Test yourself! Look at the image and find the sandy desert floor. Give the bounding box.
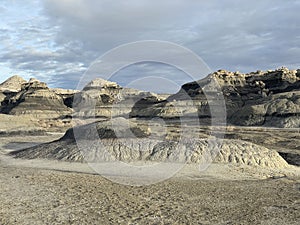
[0,161,299,225]
[0,132,299,225]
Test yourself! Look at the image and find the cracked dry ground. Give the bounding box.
[0,165,299,225]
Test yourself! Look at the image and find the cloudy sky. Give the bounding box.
[0,0,299,93]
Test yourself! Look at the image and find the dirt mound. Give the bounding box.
[11,138,288,168]
[11,119,288,169]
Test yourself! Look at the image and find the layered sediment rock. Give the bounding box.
[130,68,300,128]
[51,88,80,108]
[1,68,299,128]
[231,91,300,127]
[0,78,72,119]
[224,68,300,127]
[73,78,162,118]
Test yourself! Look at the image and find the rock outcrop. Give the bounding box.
[73,78,163,118]
[231,91,300,127]
[83,78,120,90]
[0,92,5,104]
[130,68,300,128]
[0,75,26,93]
[0,78,72,119]
[50,88,80,108]
[0,68,299,128]
[11,118,288,169]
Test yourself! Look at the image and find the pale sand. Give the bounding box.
[0,162,299,224]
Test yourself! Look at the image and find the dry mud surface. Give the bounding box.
[0,132,299,224]
[0,164,299,225]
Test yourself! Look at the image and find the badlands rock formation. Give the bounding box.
[0,75,26,93]
[0,75,27,111]
[73,78,163,118]
[0,67,299,128]
[50,88,79,108]
[130,68,300,128]
[11,117,288,169]
[0,78,72,119]
[2,72,294,169]
[231,91,300,127]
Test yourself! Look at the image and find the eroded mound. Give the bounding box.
[11,135,288,169]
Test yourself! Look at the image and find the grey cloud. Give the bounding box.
[0,6,5,13]
[110,62,191,93]
[43,0,300,73]
[1,0,300,92]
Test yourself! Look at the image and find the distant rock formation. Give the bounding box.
[73,78,165,118]
[83,78,120,90]
[0,75,26,93]
[11,118,288,169]
[0,68,299,128]
[50,88,80,108]
[220,68,300,127]
[130,67,300,128]
[0,78,72,119]
[51,88,79,96]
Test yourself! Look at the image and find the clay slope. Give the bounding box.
[11,118,288,169]
[130,68,300,128]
